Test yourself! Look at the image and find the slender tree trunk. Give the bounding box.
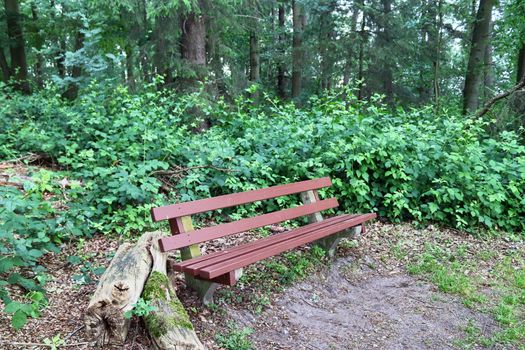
[4,0,30,93]
[462,0,495,114]
[291,0,304,99]
[31,3,44,88]
[434,0,443,109]
[357,0,367,101]
[277,5,286,98]
[249,32,260,83]
[343,7,359,86]
[50,0,66,79]
[379,0,393,104]
[0,49,10,82]
[125,45,135,91]
[517,43,525,83]
[62,31,84,100]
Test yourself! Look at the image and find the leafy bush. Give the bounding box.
[1,82,524,328]
[1,83,524,234]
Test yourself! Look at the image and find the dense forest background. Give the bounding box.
[1,0,524,117]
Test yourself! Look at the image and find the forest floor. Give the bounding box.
[1,222,523,349]
[0,166,524,349]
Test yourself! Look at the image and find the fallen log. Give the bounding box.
[84,232,162,347]
[143,234,206,350]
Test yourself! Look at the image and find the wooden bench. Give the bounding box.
[151,177,376,304]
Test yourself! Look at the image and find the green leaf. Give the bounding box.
[12,310,28,330]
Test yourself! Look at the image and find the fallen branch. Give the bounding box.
[152,164,235,177]
[476,78,525,118]
[0,341,90,348]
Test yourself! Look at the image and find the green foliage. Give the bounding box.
[1,83,525,328]
[124,297,157,319]
[215,322,254,350]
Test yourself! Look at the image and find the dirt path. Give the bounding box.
[226,256,499,350]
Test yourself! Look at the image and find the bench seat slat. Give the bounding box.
[178,215,359,275]
[151,177,332,221]
[159,198,339,252]
[175,213,376,280]
[200,213,376,279]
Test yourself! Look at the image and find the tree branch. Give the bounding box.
[476,79,525,118]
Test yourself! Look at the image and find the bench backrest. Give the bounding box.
[152,177,337,252]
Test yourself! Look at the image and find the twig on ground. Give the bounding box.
[63,325,85,342]
[0,341,90,348]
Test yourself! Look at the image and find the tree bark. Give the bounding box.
[483,22,495,99]
[180,3,206,84]
[125,45,135,91]
[517,43,525,84]
[277,5,286,99]
[379,0,393,105]
[357,0,367,101]
[0,49,10,82]
[249,31,260,83]
[143,235,205,350]
[31,3,44,88]
[291,0,304,99]
[462,0,495,114]
[84,232,162,347]
[4,0,29,93]
[343,6,359,86]
[62,30,84,100]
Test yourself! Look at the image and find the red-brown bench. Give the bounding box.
[151,177,376,304]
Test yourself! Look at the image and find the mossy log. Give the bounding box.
[84,232,163,347]
[143,236,205,350]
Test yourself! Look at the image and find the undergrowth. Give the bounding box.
[1,82,525,329]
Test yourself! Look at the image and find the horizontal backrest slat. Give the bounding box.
[159,197,338,252]
[151,177,332,221]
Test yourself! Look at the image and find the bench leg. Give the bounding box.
[187,269,244,305]
[316,224,363,258]
[185,274,219,306]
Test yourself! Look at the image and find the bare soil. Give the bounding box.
[224,257,499,350]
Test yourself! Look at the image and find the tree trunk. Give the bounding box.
[180,3,206,85]
[483,22,494,99]
[0,49,10,82]
[62,30,84,100]
[434,0,444,109]
[180,1,208,129]
[517,43,525,83]
[4,0,29,93]
[343,6,359,86]
[379,0,393,105]
[462,0,495,114]
[143,236,205,350]
[249,31,260,83]
[319,1,336,91]
[291,0,304,99]
[84,232,162,347]
[31,3,44,88]
[126,45,135,91]
[357,1,366,101]
[277,5,286,99]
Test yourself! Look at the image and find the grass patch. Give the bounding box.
[215,322,254,350]
[399,240,525,349]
